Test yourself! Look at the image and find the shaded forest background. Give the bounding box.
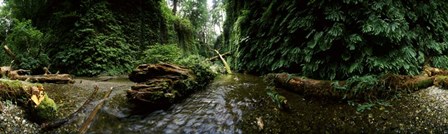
[223,0,448,80]
[2,0,448,80]
[0,0,224,76]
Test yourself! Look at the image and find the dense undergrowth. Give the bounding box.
[223,0,448,80]
[0,0,202,76]
[139,44,216,83]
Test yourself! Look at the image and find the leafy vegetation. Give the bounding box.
[223,0,448,80]
[140,44,182,64]
[4,19,50,71]
[139,44,214,74]
[54,0,133,76]
[0,0,210,76]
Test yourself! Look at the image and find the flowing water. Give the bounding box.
[41,74,448,133]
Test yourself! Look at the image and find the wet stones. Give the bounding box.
[0,103,40,134]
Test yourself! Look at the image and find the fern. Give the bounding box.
[223,0,448,79]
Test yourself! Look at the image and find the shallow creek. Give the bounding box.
[22,74,448,133]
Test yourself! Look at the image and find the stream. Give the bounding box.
[13,74,448,133]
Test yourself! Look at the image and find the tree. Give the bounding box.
[172,0,179,15]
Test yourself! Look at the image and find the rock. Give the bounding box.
[0,79,58,122]
[33,94,58,122]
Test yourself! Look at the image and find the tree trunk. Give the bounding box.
[79,87,113,134]
[269,73,435,100]
[10,74,75,84]
[214,50,232,74]
[207,51,230,61]
[3,45,16,62]
[172,0,178,15]
[41,86,99,131]
[127,63,213,113]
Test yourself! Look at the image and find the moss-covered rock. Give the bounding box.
[33,94,58,122]
[0,79,58,122]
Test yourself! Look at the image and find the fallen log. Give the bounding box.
[79,87,113,134]
[269,73,435,100]
[41,86,99,131]
[127,63,214,112]
[10,74,75,84]
[3,45,17,62]
[214,50,232,74]
[207,51,230,61]
[128,63,191,83]
[0,66,12,77]
[0,79,58,122]
[423,65,448,76]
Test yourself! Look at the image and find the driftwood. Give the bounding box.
[0,66,11,77]
[79,87,113,134]
[213,50,232,74]
[11,74,75,84]
[1,66,74,84]
[207,51,230,61]
[423,65,448,76]
[41,86,99,131]
[127,63,213,112]
[270,73,435,100]
[3,45,17,62]
[128,63,191,83]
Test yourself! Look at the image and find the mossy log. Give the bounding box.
[128,63,192,83]
[207,51,230,61]
[79,87,113,134]
[127,63,211,112]
[41,86,99,131]
[423,65,448,76]
[1,66,74,84]
[0,79,57,122]
[269,73,436,100]
[10,74,75,84]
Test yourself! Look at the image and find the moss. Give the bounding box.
[434,76,448,89]
[414,78,434,89]
[0,79,23,89]
[34,94,58,121]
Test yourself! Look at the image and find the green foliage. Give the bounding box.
[173,18,198,54]
[5,19,50,71]
[266,87,288,110]
[139,44,214,71]
[332,75,384,99]
[180,0,209,31]
[161,0,200,54]
[2,0,170,76]
[140,44,182,64]
[224,0,448,79]
[34,94,58,121]
[54,1,133,76]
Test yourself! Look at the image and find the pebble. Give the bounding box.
[0,101,40,134]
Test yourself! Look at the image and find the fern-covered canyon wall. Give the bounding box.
[223,0,448,80]
[0,0,196,76]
